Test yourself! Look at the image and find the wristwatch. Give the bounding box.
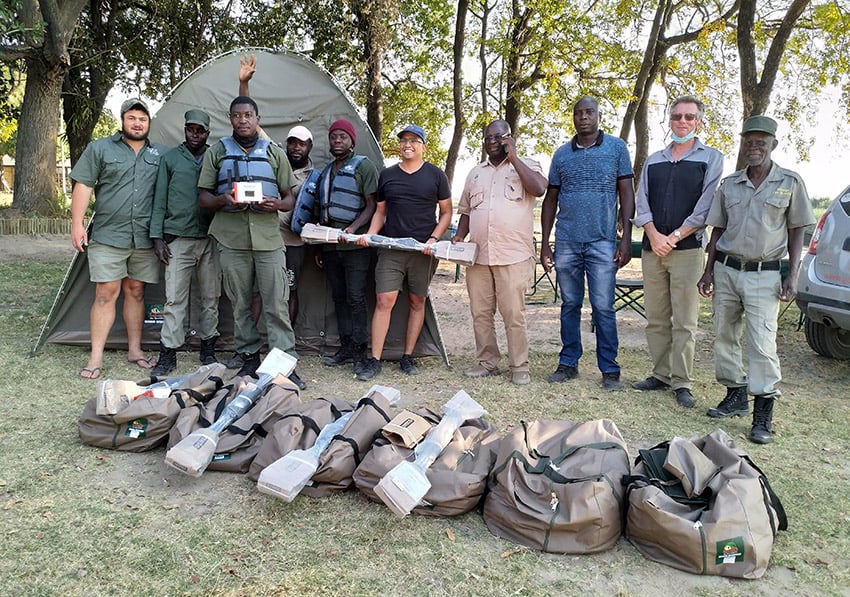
[673,229,682,239]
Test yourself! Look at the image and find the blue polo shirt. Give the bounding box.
[547,131,633,243]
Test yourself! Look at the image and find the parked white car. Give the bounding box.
[796,186,850,359]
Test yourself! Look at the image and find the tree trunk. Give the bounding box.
[445,0,469,186]
[11,57,64,214]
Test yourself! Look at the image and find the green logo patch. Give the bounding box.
[716,536,745,565]
[124,418,148,439]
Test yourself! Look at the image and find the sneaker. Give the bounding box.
[323,340,355,367]
[548,364,578,383]
[225,352,244,369]
[399,354,419,375]
[602,372,622,391]
[288,370,307,391]
[356,357,382,381]
[465,364,501,378]
[511,371,531,385]
[631,376,670,391]
[707,386,749,418]
[675,388,695,408]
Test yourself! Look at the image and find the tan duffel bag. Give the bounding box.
[483,419,630,553]
[624,428,788,579]
[166,375,301,473]
[353,409,500,516]
[78,364,227,452]
[300,390,396,497]
[247,396,354,481]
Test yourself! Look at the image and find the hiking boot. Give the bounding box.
[399,354,419,375]
[707,386,749,418]
[288,369,307,391]
[151,343,177,377]
[323,336,355,367]
[548,364,578,383]
[602,372,622,391]
[225,352,244,369]
[352,343,369,376]
[749,395,776,444]
[356,357,382,381]
[675,387,695,408]
[511,371,531,385]
[632,376,670,391]
[465,364,501,378]
[236,351,261,378]
[199,336,219,365]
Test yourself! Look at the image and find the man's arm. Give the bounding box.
[70,182,93,252]
[502,137,547,196]
[365,199,386,236]
[780,226,806,301]
[429,197,453,241]
[697,226,725,298]
[615,177,635,268]
[238,54,255,96]
[540,186,559,272]
[150,158,172,264]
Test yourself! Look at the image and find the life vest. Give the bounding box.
[215,137,280,212]
[290,168,321,234]
[318,155,367,226]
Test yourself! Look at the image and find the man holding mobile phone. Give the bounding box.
[452,120,547,385]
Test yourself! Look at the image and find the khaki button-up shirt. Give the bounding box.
[707,162,815,262]
[458,157,544,266]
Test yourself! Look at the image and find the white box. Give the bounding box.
[234,181,264,203]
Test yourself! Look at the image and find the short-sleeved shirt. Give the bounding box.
[70,132,167,249]
[279,158,315,247]
[633,138,723,250]
[150,143,213,239]
[376,162,451,242]
[198,137,296,251]
[706,162,815,262]
[458,156,544,265]
[547,131,634,243]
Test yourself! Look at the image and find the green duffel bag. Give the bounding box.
[483,419,631,554]
[624,428,788,579]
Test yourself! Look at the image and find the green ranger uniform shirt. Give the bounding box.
[198,139,296,251]
[150,143,214,239]
[707,162,816,262]
[70,132,167,249]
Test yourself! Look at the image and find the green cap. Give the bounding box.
[120,98,149,117]
[184,109,211,131]
[741,115,777,136]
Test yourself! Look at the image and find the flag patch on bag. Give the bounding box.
[716,537,745,564]
[124,418,148,439]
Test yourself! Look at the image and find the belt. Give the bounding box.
[716,251,780,272]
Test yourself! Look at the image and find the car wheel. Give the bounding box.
[804,317,850,360]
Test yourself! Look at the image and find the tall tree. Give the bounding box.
[445,0,469,184]
[2,0,87,214]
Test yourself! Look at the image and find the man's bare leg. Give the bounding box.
[370,290,399,359]
[122,278,152,367]
[404,294,426,355]
[83,280,121,376]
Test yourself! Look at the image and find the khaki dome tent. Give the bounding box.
[34,48,448,365]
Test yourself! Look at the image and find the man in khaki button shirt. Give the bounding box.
[698,115,815,445]
[452,120,547,385]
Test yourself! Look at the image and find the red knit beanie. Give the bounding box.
[328,119,357,145]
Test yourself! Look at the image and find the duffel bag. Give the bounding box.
[166,374,300,473]
[78,364,227,452]
[483,419,630,553]
[353,408,500,516]
[624,428,787,579]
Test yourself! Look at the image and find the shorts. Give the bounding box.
[375,248,437,296]
[87,240,160,284]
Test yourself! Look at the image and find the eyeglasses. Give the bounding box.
[483,134,510,142]
[398,137,423,145]
[670,113,697,122]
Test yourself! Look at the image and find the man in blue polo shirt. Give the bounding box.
[540,96,635,390]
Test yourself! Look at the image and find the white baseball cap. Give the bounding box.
[287,125,313,142]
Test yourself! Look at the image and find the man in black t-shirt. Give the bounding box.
[356,124,452,380]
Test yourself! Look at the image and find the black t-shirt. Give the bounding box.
[376,162,451,242]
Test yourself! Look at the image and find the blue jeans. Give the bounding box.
[554,240,620,374]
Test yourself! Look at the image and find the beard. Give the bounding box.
[122,127,149,142]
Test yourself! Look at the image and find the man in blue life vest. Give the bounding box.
[197,96,305,388]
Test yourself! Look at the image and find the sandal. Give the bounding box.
[80,367,102,380]
[128,357,156,370]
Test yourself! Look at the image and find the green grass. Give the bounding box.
[1,254,849,596]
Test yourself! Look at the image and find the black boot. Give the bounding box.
[236,351,261,378]
[151,342,177,377]
[352,342,368,375]
[199,336,219,365]
[323,336,355,367]
[707,386,749,418]
[749,395,776,444]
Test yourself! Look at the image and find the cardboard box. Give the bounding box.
[234,181,264,203]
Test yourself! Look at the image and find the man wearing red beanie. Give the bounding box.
[314,119,380,373]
